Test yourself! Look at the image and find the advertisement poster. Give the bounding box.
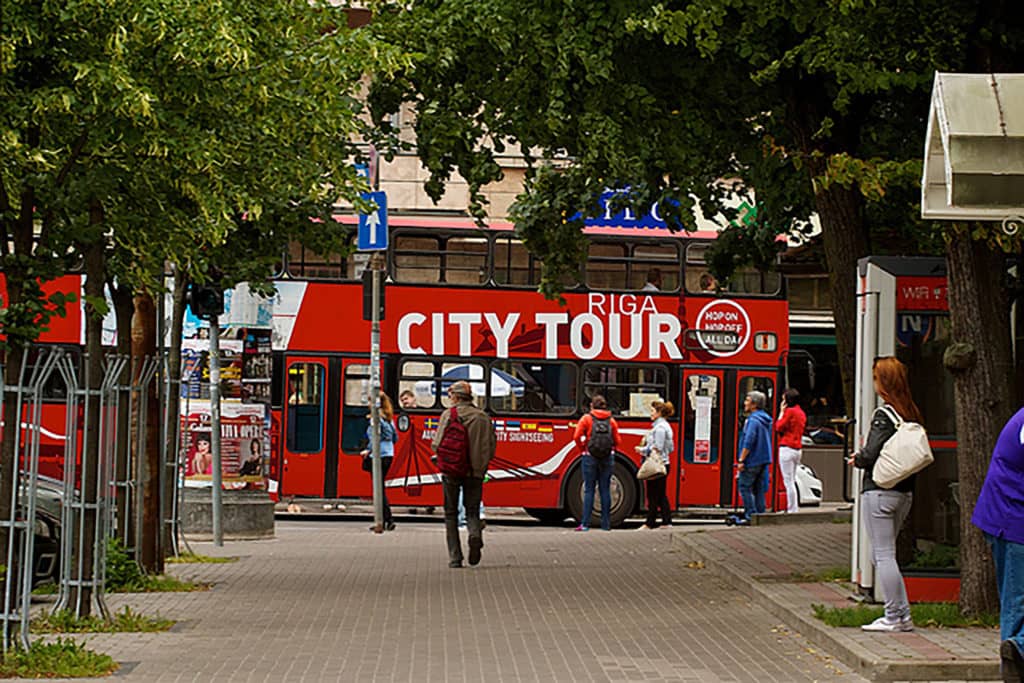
[241,329,273,405]
[693,395,713,464]
[180,338,244,400]
[181,401,269,488]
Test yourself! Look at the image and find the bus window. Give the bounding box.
[287,363,324,452]
[587,240,680,292]
[737,376,774,431]
[684,374,721,464]
[445,236,488,285]
[586,242,628,290]
[286,241,346,280]
[440,361,486,408]
[398,360,436,409]
[342,363,371,453]
[685,242,781,295]
[630,243,679,292]
[489,361,577,415]
[494,237,541,287]
[583,364,668,417]
[393,235,441,283]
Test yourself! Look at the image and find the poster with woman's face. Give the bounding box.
[181,402,268,487]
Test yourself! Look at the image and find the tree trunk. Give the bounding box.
[110,283,134,548]
[945,227,1009,616]
[0,279,25,627]
[162,267,188,557]
[132,291,162,573]
[809,172,869,416]
[73,220,106,617]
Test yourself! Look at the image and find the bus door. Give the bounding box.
[730,373,777,510]
[332,359,374,498]
[282,357,329,496]
[679,369,726,506]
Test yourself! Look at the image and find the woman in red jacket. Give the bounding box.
[775,388,807,513]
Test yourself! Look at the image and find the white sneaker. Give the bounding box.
[861,616,914,632]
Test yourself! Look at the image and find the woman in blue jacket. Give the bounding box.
[363,392,398,531]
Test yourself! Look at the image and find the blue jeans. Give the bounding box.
[738,464,768,521]
[986,533,1024,653]
[581,454,613,530]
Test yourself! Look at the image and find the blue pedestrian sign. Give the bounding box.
[358,191,388,251]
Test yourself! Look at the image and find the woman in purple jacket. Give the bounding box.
[973,407,1024,682]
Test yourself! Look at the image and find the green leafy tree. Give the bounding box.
[2,0,401,618]
[367,0,1023,613]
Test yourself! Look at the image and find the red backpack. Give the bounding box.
[436,406,470,477]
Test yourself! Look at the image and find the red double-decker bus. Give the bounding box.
[4,210,792,527]
[271,213,789,526]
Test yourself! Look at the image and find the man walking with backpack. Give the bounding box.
[431,380,496,568]
[573,394,621,531]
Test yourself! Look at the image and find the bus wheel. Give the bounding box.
[523,508,567,525]
[566,459,638,529]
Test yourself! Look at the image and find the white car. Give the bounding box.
[794,463,823,506]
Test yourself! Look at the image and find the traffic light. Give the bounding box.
[362,270,386,321]
[188,283,224,320]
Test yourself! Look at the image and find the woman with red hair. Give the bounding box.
[849,356,924,632]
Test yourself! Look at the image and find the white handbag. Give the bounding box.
[873,405,934,488]
[637,448,667,481]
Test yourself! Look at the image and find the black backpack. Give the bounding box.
[588,416,614,459]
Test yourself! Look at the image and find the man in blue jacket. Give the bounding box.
[736,390,773,524]
[973,407,1024,682]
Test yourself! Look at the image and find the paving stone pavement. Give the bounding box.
[24,518,868,682]
[671,520,1001,682]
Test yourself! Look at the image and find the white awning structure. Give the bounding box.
[922,72,1024,223]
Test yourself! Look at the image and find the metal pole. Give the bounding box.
[370,257,383,534]
[209,315,224,546]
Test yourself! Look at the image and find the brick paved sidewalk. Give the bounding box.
[21,518,869,682]
[670,521,1001,682]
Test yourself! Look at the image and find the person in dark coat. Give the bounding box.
[431,381,496,568]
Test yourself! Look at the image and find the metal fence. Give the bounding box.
[1,345,183,651]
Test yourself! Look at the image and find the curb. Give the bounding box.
[751,509,852,525]
[670,531,999,682]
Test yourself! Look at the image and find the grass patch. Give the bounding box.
[789,566,851,583]
[812,602,999,628]
[0,637,118,678]
[112,574,208,593]
[31,607,174,634]
[166,552,236,564]
[31,582,59,596]
[106,538,208,592]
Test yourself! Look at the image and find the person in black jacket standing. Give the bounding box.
[848,356,923,632]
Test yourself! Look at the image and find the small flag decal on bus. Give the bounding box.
[505,421,521,431]
[424,417,439,429]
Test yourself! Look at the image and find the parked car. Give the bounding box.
[16,473,65,588]
[794,463,823,507]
